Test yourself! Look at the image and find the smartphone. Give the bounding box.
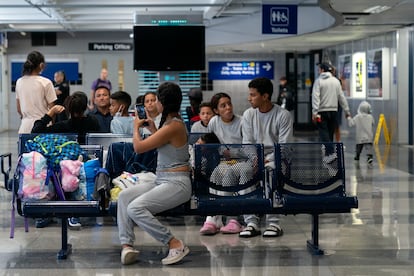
[135,104,149,126]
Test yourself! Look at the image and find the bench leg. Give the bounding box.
[57,218,72,260]
[307,214,324,255]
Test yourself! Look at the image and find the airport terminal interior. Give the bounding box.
[1,0,414,275]
[0,129,413,275]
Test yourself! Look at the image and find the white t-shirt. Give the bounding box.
[16,75,57,134]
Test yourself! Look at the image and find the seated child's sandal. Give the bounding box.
[262,224,283,237]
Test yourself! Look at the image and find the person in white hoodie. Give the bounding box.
[312,62,351,162]
[347,101,375,164]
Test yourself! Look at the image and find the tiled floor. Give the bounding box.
[0,130,414,275]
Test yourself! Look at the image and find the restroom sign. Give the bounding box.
[262,5,297,34]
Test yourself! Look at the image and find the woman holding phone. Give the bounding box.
[117,82,191,265]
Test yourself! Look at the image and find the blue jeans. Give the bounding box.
[105,142,157,179]
[117,171,191,246]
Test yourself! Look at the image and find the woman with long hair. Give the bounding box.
[117,82,191,265]
[16,51,57,133]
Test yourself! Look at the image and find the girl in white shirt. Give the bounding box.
[16,51,57,134]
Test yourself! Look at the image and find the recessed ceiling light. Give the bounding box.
[363,5,391,14]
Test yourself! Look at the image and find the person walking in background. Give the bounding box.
[312,62,351,163]
[89,68,112,110]
[276,76,294,111]
[53,70,70,122]
[190,102,215,133]
[16,51,57,134]
[90,85,112,132]
[347,101,375,164]
[117,82,191,265]
[240,77,293,238]
[330,66,345,142]
[109,91,134,135]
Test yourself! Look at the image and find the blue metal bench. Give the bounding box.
[273,142,358,254]
[1,138,358,258]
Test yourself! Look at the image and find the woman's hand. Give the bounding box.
[134,109,157,134]
[144,118,157,134]
[47,105,65,118]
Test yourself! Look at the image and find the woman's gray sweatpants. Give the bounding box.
[117,171,191,246]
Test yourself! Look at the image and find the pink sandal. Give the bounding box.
[220,219,242,234]
[200,221,220,235]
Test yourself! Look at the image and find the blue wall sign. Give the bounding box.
[208,61,274,80]
[262,5,297,34]
[11,61,79,82]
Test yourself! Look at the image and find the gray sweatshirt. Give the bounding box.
[348,101,375,144]
[242,104,292,159]
[312,72,350,115]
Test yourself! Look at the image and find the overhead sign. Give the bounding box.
[208,61,274,80]
[262,5,297,34]
[88,42,133,51]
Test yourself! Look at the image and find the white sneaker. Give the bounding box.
[121,246,139,265]
[161,240,190,265]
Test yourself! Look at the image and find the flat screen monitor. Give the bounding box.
[133,25,205,71]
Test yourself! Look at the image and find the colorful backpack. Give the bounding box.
[25,134,85,171]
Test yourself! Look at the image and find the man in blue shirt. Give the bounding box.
[91,85,112,132]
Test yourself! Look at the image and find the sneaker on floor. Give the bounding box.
[161,240,190,265]
[121,246,139,265]
[239,224,261,238]
[199,221,220,235]
[35,217,51,228]
[220,219,243,234]
[68,217,81,228]
[367,157,373,164]
[262,223,284,237]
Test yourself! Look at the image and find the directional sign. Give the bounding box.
[208,61,274,80]
[262,5,297,34]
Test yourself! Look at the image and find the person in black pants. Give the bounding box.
[311,63,351,162]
